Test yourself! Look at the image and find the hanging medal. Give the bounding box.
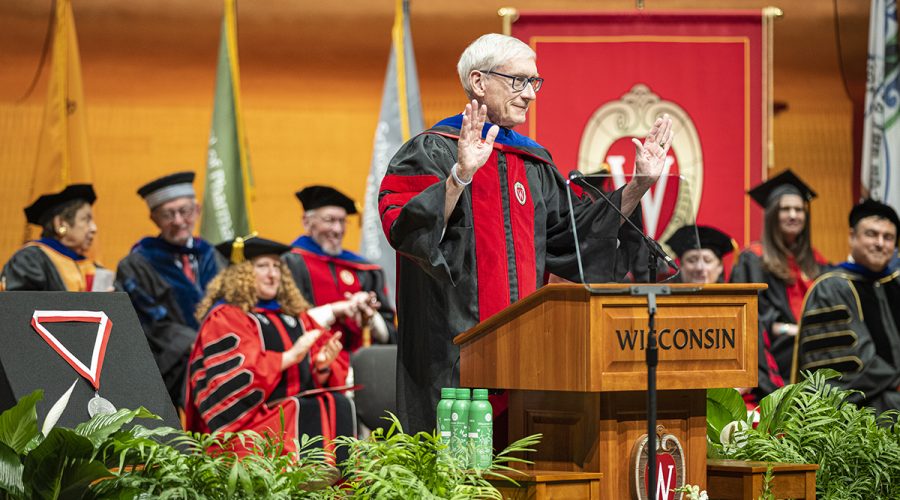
[30,310,117,417]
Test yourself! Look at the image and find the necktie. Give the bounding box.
[181,254,196,283]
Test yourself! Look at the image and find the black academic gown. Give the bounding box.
[796,263,900,412]
[116,237,224,406]
[379,116,639,433]
[283,235,397,351]
[2,239,103,292]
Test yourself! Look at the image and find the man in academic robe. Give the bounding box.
[795,199,900,412]
[283,185,396,354]
[378,33,674,433]
[116,172,225,407]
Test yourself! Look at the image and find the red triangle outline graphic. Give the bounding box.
[30,310,113,391]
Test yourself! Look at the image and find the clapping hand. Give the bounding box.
[332,291,379,327]
[281,328,323,370]
[315,332,343,374]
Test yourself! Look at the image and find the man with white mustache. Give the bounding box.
[116,171,226,408]
[284,185,396,355]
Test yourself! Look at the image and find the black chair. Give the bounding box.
[350,345,397,432]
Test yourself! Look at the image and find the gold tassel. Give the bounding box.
[230,231,258,264]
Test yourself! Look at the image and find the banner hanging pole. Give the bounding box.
[498,7,518,36]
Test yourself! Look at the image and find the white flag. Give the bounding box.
[861,0,900,211]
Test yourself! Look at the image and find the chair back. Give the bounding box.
[350,345,397,431]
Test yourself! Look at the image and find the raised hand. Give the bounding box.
[456,100,500,182]
[631,113,674,187]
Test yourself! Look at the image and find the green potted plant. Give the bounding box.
[706,369,900,499]
[1,391,540,499]
[333,413,540,499]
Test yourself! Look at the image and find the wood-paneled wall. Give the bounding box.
[0,0,867,268]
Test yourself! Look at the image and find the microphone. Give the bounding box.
[567,170,680,275]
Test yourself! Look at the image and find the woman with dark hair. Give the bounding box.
[731,170,828,398]
[1,184,102,291]
[185,236,376,458]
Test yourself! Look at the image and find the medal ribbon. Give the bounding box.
[30,310,113,391]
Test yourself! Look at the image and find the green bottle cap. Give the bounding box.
[441,387,456,399]
[473,389,489,400]
[455,388,471,399]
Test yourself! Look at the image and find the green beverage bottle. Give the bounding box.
[436,388,456,443]
[467,388,493,470]
[450,388,471,463]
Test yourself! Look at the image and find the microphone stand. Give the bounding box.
[568,172,673,499]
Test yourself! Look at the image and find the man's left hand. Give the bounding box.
[631,113,674,188]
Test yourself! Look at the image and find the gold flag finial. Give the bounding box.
[498,7,519,36]
[762,6,784,18]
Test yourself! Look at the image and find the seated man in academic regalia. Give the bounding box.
[283,186,397,354]
[116,172,225,407]
[795,199,900,412]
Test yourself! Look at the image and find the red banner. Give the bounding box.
[513,11,770,273]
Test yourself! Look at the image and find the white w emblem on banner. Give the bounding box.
[607,154,675,238]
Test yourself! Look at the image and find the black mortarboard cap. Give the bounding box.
[24,184,96,225]
[849,199,900,230]
[665,225,737,259]
[295,185,358,215]
[137,171,196,209]
[747,169,817,208]
[215,235,292,265]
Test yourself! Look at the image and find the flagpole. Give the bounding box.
[393,0,411,142]
[224,0,255,231]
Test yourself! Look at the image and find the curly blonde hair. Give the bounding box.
[195,260,310,320]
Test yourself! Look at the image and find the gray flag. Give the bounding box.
[359,0,423,303]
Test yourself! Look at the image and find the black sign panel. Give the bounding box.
[0,291,180,429]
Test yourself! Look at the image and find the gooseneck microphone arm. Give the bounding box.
[567,170,680,279]
[566,169,685,499]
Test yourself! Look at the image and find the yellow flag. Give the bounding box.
[30,0,92,199]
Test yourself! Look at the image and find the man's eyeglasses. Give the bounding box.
[316,215,347,226]
[155,204,197,222]
[480,70,544,93]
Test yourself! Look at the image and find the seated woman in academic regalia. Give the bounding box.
[664,225,736,284]
[185,236,368,459]
[1,184,104,291]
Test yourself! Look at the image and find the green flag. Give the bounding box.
[200,0,254,243]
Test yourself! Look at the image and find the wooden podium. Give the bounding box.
[453,283,763,499]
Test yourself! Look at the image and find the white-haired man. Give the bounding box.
[116,172,226,407]
[378,33,673,432]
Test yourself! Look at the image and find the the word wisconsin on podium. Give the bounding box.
[0,291,180,429]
